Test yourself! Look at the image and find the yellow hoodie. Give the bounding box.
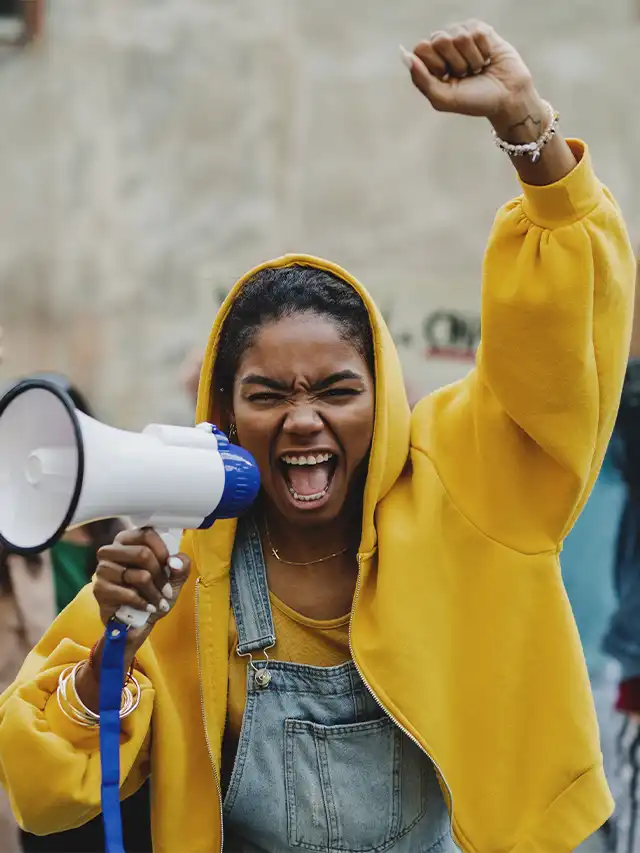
[0,141,635,853]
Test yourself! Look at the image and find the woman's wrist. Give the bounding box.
[60,657,141,724]
[73,635,139,715]
[489,86,549,143]
[89,634,139,674]
[488,87,577,186]
[74,656,101,714]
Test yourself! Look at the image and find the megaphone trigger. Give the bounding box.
[167,554,185,572]
[119,519,180,578]
[157,529,183,562]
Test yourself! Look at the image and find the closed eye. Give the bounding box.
[320,388,361,398]
[247,388,362,403]
[247,392,285,403]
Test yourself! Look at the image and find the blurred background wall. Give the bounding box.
[0,0,638,427]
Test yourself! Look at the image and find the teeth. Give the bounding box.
[282,453,333,466]
[288,485,330,502]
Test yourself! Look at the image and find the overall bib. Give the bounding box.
[222,519,455,853]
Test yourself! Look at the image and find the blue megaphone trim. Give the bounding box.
[198,427,260,527]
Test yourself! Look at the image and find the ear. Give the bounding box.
[220,398,238,442]
[220,394,235,433]
[208,375,232,430]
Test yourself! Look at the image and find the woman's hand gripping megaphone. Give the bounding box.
[73,528,190,714]
[93,527,191,661]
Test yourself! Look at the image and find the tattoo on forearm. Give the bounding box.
[507,113,543,135]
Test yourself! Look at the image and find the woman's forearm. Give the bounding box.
[74,636,138,714]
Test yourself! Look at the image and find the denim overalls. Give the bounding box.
[222,519,455,852]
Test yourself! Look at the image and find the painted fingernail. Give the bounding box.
[162,583,173,600]
[473,67,483,75]
[159,598,170,612]
[484,57,492,67]
[399,45,414,71]
[146,603,157,614]
[442,73,450,82]
[168,556,183,572]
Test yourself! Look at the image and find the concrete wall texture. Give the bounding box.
[0,0,638,427]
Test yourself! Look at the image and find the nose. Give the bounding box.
[282,403,324,438]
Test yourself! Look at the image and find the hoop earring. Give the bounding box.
[228,423,238,442]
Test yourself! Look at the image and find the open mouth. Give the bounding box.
[279,452,338,504]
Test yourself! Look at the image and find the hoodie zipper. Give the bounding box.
[348,554,456,839]
[195,578,224,853]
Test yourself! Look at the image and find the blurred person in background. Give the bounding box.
[602,255,640,853]
[0,20,636,853]
[181,347,203,409]
[0,372,151,853]
[561,446,624,681]
[562,436,626,853]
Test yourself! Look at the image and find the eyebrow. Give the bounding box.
[240,370,364,392]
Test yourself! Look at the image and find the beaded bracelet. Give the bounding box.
[491,100,559,164]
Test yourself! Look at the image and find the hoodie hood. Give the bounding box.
[193,253,411,567]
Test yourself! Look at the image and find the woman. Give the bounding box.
[0,21,635,853]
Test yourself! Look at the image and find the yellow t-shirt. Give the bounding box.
[222,592,351,787]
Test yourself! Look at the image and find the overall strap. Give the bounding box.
[230,515,276,656]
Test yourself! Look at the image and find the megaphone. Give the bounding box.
[0,378,260,626]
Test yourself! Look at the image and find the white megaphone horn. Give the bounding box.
[0,378,260,627]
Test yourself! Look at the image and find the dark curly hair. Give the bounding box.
[215,265,375,399]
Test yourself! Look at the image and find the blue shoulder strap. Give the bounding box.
[99,620,129,853]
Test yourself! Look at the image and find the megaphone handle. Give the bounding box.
[114,527,183,630]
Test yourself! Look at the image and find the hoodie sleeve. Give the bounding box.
[0,585,154,835]
[412,140,635,554]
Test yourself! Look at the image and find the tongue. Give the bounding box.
[287,463,331,496]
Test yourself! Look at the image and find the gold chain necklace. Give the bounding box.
[263,517,350,567]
